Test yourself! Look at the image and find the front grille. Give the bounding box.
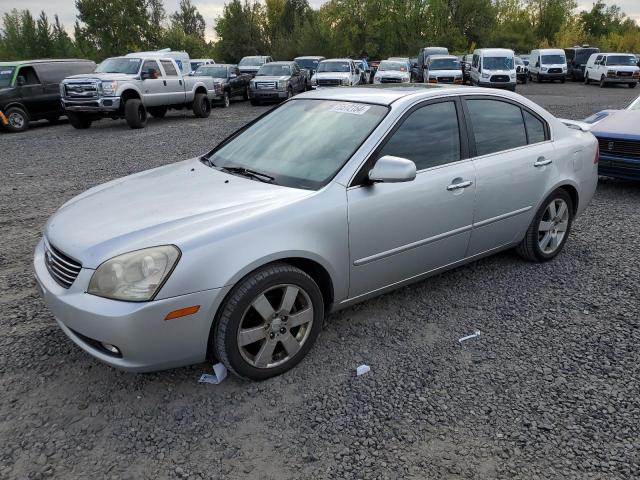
[598,137,640,159]
[490,75,509,83]
[548,68,562,74]
[616,71,632,77]
[64,82,98,99]
[437,76,454,83]
[255,81,276,89]
[44,240,82,288]
[380,77,402,83]
[318,78,341,86]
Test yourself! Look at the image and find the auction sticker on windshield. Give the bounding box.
[331,103,371,115]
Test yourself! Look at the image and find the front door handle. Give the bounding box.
[534,157,553,167]
[447,180,473,191]
[163,80,167,86]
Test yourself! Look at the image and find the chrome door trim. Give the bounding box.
[473,205,532,228]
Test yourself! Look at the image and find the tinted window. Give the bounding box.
[16,66,40,85]
[160,60,178,76]
[523,110,546,144]
[467,99,527,156]
[377,101,461,170]
[142,60,160,77]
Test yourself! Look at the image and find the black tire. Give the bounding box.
[536,73,542,83]
[212,262,324,380]
[629,82,637,89]
[124,99,147,129]
[67,112,92,129]
[4,106,29,132]
[560,78,565,83]
[148,106,167,118]
[220,91,230,108]
[47,116,61,124]
[523,76,527,84]
[193,93,211,118]
[250,99,260,106]
[243,86,250,100]
[516,189,574,263]
[286,87,293,100]
[599,76,606,88]
[584,73,589,85]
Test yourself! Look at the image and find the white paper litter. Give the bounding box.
[458,330,481,343]
[356,364,371,376]
[198,363,228,384]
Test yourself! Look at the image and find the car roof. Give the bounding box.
[321,58,353,62]
[295,56,324,59]
[265,61,294,65]
[429,55,458,60]
[0,59,93,66]
[199,63,235,68]
[475,48,514,55]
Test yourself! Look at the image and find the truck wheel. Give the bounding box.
[286,87,293,100]
[5,106,29,132]
[584,73,590,85]
[193,93,211,118]
[67,112,92,130]
[47,116,61,124]
[629,82,637,89]
[125,99,147,129]
[250,99,260,106]
[243,86,249,100]
[599,76,606,88]
[148,106,167,118]
[220,91,230,108]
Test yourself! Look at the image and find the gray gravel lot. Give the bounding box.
[1,82,639,480]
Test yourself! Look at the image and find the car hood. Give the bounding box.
[376,71,408,78]
[63,72,137,82]
[253,75,290,82]
[606,66,639,72]
[590,110,640,140]
[45,158,311,268]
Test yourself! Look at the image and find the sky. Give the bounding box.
[0,0,638,42]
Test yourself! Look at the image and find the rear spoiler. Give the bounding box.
[559,118,592,132]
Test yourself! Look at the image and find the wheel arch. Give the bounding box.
[194,85,208,95]
[3,101,30,118]
[120,89,141,103]
[558,183,579,215]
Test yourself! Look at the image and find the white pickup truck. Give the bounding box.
[60,56,222,129]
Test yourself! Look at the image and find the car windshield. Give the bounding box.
[483,56,514,70]
[429,58,460,70]
[541,54,566,64]
[0,66,15,88]
[208,100,388,190]
[606,55,637,66]
[196,66,227,78]
[378,61,407,72]
[318,61,350,73]
[295,59,320,70]
[96,58,142,74]
[257,64,291,76]
[239,57,264,67]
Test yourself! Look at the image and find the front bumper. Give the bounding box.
[62,97,121,112]
[538,72,565,80]
[603,76,638,84]
[34,239,229,372]
[249,89,288,101]
[598,154,640,180]
[478,80,516,89]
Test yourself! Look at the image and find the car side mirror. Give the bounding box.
[16,76,26,86]
[368,156,416,184]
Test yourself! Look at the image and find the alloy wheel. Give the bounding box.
[8,112,25,129]
[236,284,314,369]
[538,198,569,254]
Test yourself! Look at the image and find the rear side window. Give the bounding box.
[376,101,461,170]
[466,99,527,156]
[523,110,546,144]
[161,60,178,76]
[16,66,40,85]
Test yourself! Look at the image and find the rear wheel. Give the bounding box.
[5,106,29,132]
[67,112,92,129]
[212,263,324,380]
[193,93,211,118]
[148,106,167,118]
[124,99,147,129]
[516,189,573,262]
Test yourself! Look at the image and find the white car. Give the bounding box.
[373,59,411,84]
[584,52,639,88]
[311,59,360,88]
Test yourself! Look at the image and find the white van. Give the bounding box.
[126,49,191,75]
[470,48,516,91]
[529,48,566,83]
[584,52,639,88]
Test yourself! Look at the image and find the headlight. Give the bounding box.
[101,81,118,96]
[510,73,516,78]
[88,245,180,302]
[481,73,490,78]
[541,67,548,71]
[341,77,350,86]
[278,79,287,89]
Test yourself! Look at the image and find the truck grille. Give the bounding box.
[616,71,632,77]
[437,76,454,83]
[598,137,640,159]
[64,82,98,99]
[548,68,563,74]
[255,81,276,89]
[490,75,510,83]
[318,79,341,86]
[380,78,402,83]
[44,240,82,288]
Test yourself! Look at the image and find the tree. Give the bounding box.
[35,11,53,58]
[214,0,267,62]
[579,0,625,38]
[171,0,206,39]
[147,0,167,48]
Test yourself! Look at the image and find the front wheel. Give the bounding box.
[124,99,147,129]
[67,112,92,129]
[212,263,324,380]
[629,82,637,89]
[599,76,607,88]
[516,189,573,262]
[243,86,250,100]
[193,93,211,118]
[584,73,590,85]
[220,91,230,108]
[5,106,29,132]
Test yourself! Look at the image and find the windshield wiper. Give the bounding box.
[220,166,275,183]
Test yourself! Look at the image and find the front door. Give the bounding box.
[140,60,166,107]
[347,99,476,298]
[16,66,47,117]
[462,96,556,256]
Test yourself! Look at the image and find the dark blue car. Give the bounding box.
[585,95,640,180]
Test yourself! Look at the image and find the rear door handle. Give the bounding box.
[534,157,553,167]
[447,180,473,191]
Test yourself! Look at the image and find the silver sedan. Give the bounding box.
[34,85,598,380]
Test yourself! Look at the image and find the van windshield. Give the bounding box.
[541,54,566,64]
[430,58,460,70]
[96,58,142,74]
[0,67,15,88]
[483,57,514,70]
[318,61,350,73]
[606,55,637,66]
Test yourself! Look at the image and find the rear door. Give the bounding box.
[347,98,476,298]
[462,96,555,256]
[160,60,185,105]
[32,63,64,115]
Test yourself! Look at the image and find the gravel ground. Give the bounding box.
[1,82,639,480]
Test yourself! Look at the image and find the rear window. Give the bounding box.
[466,99,527,156]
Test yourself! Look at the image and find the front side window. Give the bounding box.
[466,99,527,156]
[160,60,178,76]
[16,66,40,85]
[376,101,461,171]
[142,60,161,78]
[96,57,141,74]
[208,100,388,190]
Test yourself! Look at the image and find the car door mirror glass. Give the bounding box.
[16,75,26,86]
[368,155,416,183]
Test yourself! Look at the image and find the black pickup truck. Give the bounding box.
[193,64,252,108]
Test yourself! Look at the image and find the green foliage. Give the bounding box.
[0,0,639,64]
